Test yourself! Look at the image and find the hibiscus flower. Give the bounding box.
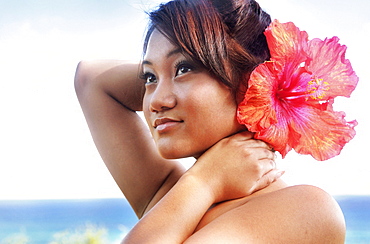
[237,20,358,161]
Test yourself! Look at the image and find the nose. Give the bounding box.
[149,79,177,113]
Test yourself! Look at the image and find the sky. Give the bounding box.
[0,0,369,200]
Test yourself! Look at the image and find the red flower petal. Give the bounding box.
[237,20,358,161]
[306,37,359,99]
[238,60,299,158]
[265,20,308,69]
[237,62,277,132]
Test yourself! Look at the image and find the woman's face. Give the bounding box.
[143,29,245,159]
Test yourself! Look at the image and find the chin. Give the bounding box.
[158,148,189,160]
[157,144,202,160]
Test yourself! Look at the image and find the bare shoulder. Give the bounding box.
[265,185,346,236]
[186,185,345,244]
[268,185,346,242]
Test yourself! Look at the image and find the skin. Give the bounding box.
[142,30,246,159]
[75,29,346,243]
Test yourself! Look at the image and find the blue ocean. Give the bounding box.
[0,196,369,243]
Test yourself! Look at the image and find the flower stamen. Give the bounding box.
[307,77,329,100]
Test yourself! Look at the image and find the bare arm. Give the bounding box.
[74,61,272,242]
[122,132,344,244]
[75,61,344,243]
[74,60,186,217]
[123,132,282,243]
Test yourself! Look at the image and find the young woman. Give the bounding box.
[75,0,346,242]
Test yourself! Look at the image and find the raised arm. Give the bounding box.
[74,60,186,217]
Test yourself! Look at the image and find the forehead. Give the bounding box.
[144,29,178,62]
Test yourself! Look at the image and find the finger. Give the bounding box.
[260,141,275,151]
[244,149,276,175]
[257,148,276,161]
[262,156,276,170]
[228,131,254,141]
[239,138,274,150]
[229,132,275,151]
[255,157,277,179]
[270,159,276,169]
[252,169,285,193]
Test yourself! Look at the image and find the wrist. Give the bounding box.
[183,166,220,204]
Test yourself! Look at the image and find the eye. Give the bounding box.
[142,72,157,84]
[175,61,194,77]
[176,65,192,76]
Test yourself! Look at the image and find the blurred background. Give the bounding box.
[0,0,368,200]
[0,0,369,243]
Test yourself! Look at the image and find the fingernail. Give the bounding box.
[277,170,285,177]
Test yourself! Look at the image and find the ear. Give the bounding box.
[235,74,249,105]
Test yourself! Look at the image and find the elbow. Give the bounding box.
[74,61,90,98]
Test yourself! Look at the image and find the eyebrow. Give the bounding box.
[166,48,182,58]
[142,48,183,66]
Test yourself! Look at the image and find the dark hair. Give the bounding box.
[143,0,271,92]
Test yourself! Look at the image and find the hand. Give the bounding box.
[188,131,283,203]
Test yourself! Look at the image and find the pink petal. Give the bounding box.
[291,104,357,161]
[306,37,359,99]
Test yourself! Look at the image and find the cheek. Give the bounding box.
[192,86,237,120]
[185,89,239,137]
[142,95,153,131]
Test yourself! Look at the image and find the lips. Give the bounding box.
[153,117,183,129]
